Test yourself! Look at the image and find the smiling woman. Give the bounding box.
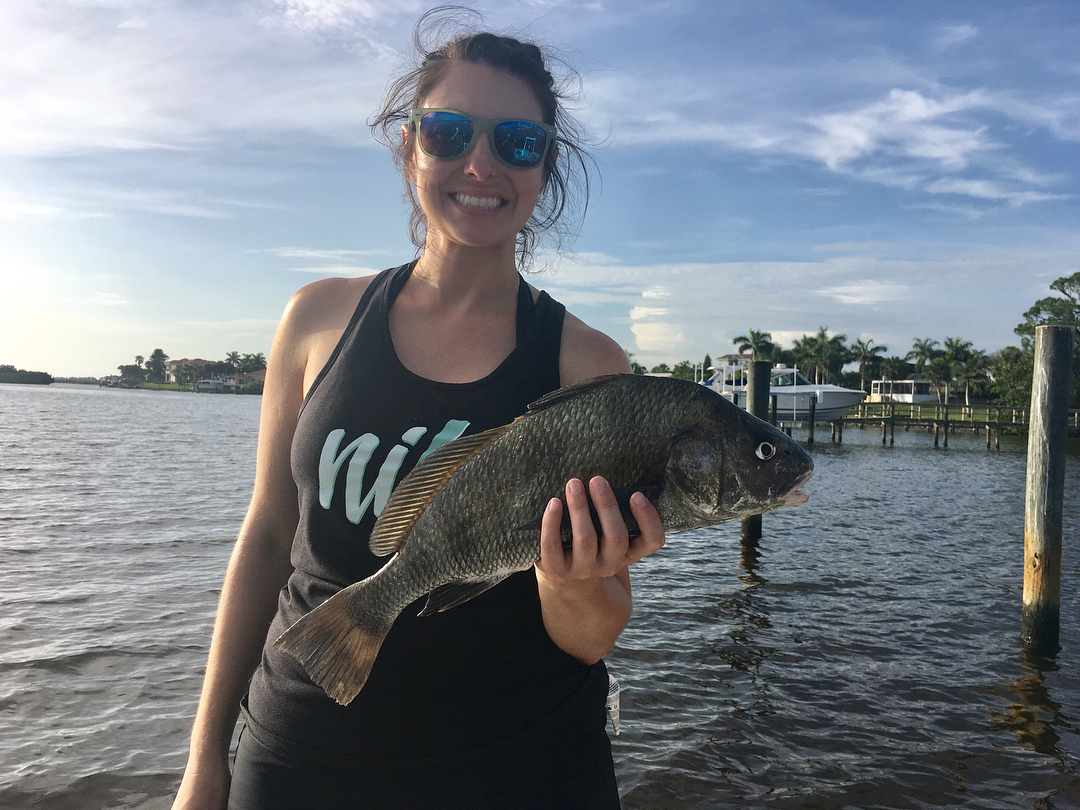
[171,8,662,810]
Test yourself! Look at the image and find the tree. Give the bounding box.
[1015,271,1080,349]
[650,363,671,374]
[792,327,849,384]
[731,329,775,361]
[117,363,145,386]
[225,351,242,370]
[849,338,887,393]
[671,361,696,381]
[988,347,1034,406]
[953,350,988,406]
[146,349,169,383]
[1012,271,1080,407]
[943,336,973,365]
[923,356,954,403]
[906,337,940,372]
[880,356,908,381]
[240,352,267,373]
[134,355,144,369]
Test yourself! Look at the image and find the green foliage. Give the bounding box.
[880,356,909,381]
[1015,271,1080,350]
[906,337,941,372]
[0,366,53,385]
[850,338,887,392]
[989,347,1034,406]
[630,362,646,375]
[792,327,849,384]
[671,361,696,381]
[650,363,671,374]
[239,379,264,395]
[146,349,169,383]
[923,356,954,403]
[731,329,775,361]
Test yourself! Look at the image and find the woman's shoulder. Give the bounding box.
[558,310,632,386]
[283,275,379,334]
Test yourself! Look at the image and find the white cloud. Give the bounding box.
[818,280,910,306]
[933,24,977,50]
[91,291,129,306]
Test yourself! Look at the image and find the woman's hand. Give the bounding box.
[172,754,230,810]
[536,476,665,583]
[533,476,665,663]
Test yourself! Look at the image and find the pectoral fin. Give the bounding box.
[418,580,503,616]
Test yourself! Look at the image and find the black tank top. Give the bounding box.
[245,261,612,766]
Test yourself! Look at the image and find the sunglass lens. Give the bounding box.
[419,112,473,158]
[493,121,548,168]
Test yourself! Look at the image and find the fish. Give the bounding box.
[276,373,813,705]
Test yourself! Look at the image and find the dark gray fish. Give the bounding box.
[276,374,813,705]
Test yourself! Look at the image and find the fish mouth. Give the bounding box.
[779,471,813,506]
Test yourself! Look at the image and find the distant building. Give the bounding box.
[165,358,215,383]
[711,353,752,369]
[225,369,266,389]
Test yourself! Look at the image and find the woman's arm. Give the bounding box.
[533,314,666,663]
[172,287,324,810]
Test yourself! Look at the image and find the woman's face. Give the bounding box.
[408,61,548,254]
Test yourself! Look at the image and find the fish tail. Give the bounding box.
[274,587,394,706]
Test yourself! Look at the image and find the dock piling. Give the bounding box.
[807,395,816,445]
[741,361,772,544]
[1022,325,1076,656]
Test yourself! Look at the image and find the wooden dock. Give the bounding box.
[777,402,1080,447]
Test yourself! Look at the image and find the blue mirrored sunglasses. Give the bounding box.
[408,108,556,170]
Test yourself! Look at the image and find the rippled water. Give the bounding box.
[1,383,1078,809]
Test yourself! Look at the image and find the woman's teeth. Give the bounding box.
[452,193,505,209]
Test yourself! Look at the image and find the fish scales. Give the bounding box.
[277,374,813,705]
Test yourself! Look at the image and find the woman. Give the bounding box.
[173,18,665,810]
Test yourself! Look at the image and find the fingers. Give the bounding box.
[537,476,667,584]
[537,495,569,578]
[627,490,666,563]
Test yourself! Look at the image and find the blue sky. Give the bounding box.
[1,0,1078,377]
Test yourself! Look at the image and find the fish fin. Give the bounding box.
[418,579,503,616]
[525,374,623,413]
[369,423,514,557]
[274,588,394,706]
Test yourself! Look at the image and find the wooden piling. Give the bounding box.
[770,395,778,426]
[807,395,816,445]
[1022,325,1076,655]
[741,361,772,544]
[943,405,949,448]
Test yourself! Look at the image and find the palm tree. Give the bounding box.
[952,350,988,406]
[731,329,775,362]
[880,356,907,381]
[849,338,888,393]
[923,356,954,403]
[793,327,848,384]
[225,351,242,371]
[906,337,940,372]
[943,336,973,365]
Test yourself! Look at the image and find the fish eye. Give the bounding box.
[755,441,776,461]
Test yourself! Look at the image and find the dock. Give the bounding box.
[778,402,1080,447]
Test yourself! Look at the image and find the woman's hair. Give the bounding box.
[371,7,596,268]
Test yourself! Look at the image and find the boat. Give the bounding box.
[702,365,866,423]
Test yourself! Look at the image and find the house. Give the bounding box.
[165,358,216,383]
[224,369,266,389]
[711,353,752,369]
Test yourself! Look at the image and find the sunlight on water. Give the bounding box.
[1,384,1078,809]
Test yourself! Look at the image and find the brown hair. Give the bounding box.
[370,7,596,267]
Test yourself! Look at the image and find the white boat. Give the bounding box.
[702,365,866,423]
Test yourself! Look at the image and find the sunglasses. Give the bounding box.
[408,108,556,170]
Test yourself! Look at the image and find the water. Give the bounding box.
[1,383,1078,809]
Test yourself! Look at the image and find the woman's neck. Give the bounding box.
[412,237,520,311]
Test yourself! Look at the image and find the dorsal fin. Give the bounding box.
[368,422,514,556]
[526,374,623,414]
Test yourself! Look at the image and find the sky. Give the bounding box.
[1,0,1078,378]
